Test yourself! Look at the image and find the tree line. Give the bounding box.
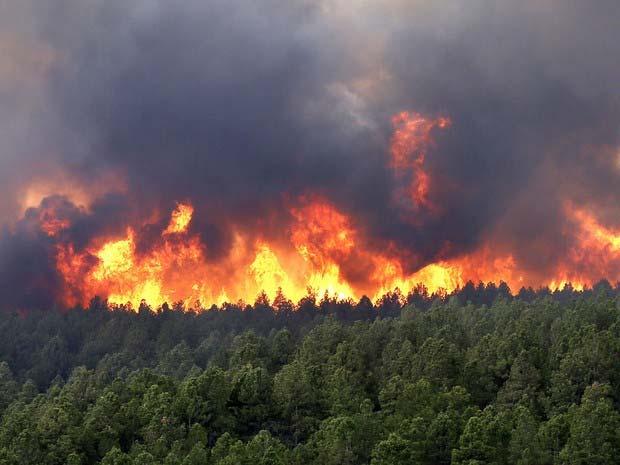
[0,281,620,464]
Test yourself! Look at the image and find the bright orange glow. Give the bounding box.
[571,207,620,251]
[390,111,451,209]
[290,200,355,267]
[249,244,294,299]
[32,197,76,237]
[164,203,194,234]
[40,111,620,310]
[542,204,620,290]
[92,233,135,280]
[19,170,126,215]
[40,216,70,237]
[52,195,620,310]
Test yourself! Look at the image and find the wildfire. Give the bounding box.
[19,169,127,215]
[546,204,620,290]
[15,110,620,310]
[30,195,78,237]
[47,195,620,309]
[52,198,451,308]
[249,244,295,299]
[164,203,194,235]
[571,207,620,252]
[390,111,451,210]
[40,216,71,237]
[290,200,355,267]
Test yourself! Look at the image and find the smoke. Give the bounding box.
[0,0,619,307]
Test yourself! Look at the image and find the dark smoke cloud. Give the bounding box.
[0,0,619,307]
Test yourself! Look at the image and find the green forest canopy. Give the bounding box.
[1,281,620,464]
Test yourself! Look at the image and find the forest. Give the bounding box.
[1,281,620,464]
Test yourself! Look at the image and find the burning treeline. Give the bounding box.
[10,111,620,310]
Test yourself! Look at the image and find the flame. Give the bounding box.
[544,204,620,290]
[88,228,208,307]
[290,200,355,267]
[571,207,620,251]
[390,111,451,210]
[52,198,410,308]
[40,215,70,237]
[92,232,136,280]
[164,203,194,234]
[249,244,295,299]
[369,257,461,300]
[34,110,620,310]
[290,199,361,300]
[50,196,620,309]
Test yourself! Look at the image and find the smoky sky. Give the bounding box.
[0,0,619,307]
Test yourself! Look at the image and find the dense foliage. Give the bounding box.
[1,281,620,464]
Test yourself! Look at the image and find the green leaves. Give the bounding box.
[559,384,620,465]
[0,295,620,464]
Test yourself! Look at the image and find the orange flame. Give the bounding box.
[40,216,71,237]
[390,111,451,210]
[545,203,620,290]
[164,202,194,234]
[38,111,620,310]
[51,196,620,310]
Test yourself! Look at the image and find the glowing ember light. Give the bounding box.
[19,170,127,215]
[36,110,620,311]
[249,243,295,299]
[164,202,194,234]
[571,207,620,252]
[51,196,620,311]
[539,204,620,290]
[40,216,70,237]
[290,199,356,266]
[390,111,451,209]
[92,232,136,280]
